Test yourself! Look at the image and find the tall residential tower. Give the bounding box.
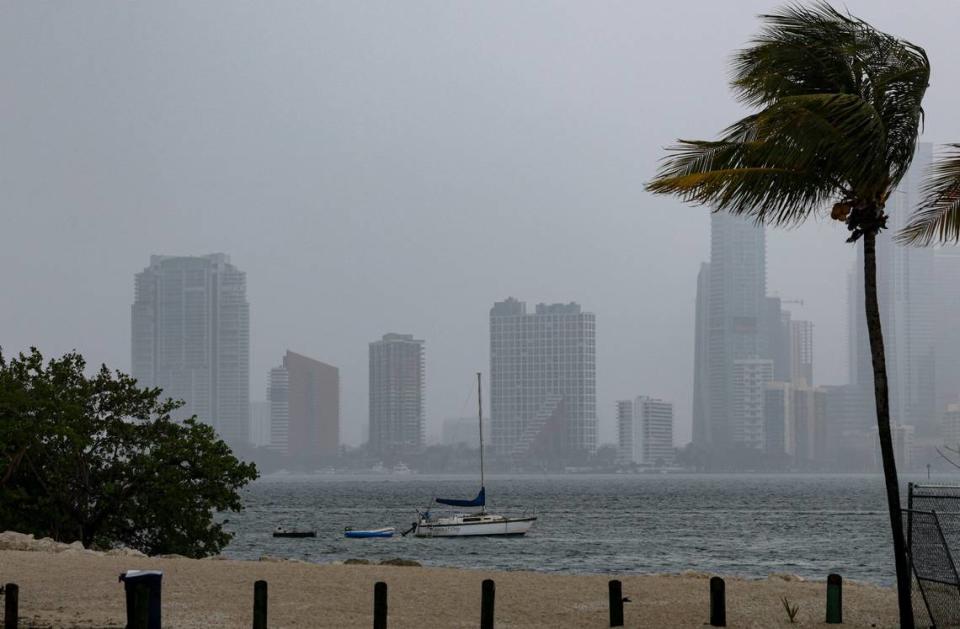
[368,334,425,457]
[131,254,250,447]
[490,298,597,463]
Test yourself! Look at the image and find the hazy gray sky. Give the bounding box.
[2,1,959,446]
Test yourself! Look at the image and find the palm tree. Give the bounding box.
[899,144,960,245]
[645,4,929,626]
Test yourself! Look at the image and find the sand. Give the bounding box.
[0,547,898,628]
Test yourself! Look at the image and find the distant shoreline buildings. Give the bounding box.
[126,148,958,474]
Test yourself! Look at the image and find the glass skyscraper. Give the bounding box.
[131,253,250,448]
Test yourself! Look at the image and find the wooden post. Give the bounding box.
[4,583,18,629]
[709,577,726,627]
[253,580,268,629]
[826,573,842,624]
[132,583,150,629]
[481,579,495,629]
[373,582,388,629]
[608,580,624,627]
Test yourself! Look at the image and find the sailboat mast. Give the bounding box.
[477,371,485,491]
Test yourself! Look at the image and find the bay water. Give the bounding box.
[223,473,951,585]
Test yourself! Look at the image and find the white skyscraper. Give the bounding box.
[369,334,425,456]
[617,397,674,466]
[131,254,250,448]
[490,298,596,462]
[732,359,774,449]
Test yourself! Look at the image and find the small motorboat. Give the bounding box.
[344,527,396,539]
[273,526,316,538]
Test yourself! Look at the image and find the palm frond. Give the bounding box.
[732,2,866,107]
[730,1,929,191]
[897,144,960,245]
[647,91,890,223]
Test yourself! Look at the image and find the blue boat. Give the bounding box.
[344,527,395,539]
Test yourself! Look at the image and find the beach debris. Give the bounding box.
[780,596,800,623]
[106,547,148,558]
[769,573,805,582]
[379,558,421,567]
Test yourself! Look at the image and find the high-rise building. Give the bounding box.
[790,320,814,386]
[849,143,936,435]
[368,334,425,456]
[942,404,960,449]
[765,381,826,464]
[490,298,597,462]
[441,417,488,447]
[131,254,250,447]
[692,263,712,446]
[764,297,792,382]
[934,249,960,419]
[268,351,340,461]
[764,382,793,457]
[705,213,767,448]
[249,400,271,447]
[616,396,674,466]
[732,359,773,449]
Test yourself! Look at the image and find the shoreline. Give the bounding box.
[1,546,898,628]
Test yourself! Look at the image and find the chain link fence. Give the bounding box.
[905,483,960,628]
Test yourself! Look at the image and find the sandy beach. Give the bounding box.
[0,540,898,628]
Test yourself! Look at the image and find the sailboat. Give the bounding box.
[411,373,536,538]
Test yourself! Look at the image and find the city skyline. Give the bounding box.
[5,3,960,451]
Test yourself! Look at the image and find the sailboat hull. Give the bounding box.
[414,515,536,538]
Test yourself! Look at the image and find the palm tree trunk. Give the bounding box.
[862,230,914,629]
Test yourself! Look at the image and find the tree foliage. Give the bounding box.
[899,144,960,245]
[646,1,929,236]
[0,348,258,557]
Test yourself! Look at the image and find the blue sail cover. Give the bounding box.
[435,486,485,508]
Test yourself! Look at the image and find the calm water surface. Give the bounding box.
[223,473,949,585]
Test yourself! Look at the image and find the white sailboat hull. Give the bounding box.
[414,515,536,538]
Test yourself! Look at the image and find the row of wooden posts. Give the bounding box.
[1,573,845,628]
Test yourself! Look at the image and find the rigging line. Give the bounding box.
[457,375,477,419]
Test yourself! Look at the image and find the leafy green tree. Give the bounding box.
[0,348,258,557]
[646,4,929,625]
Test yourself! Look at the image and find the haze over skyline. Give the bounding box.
[3,1,960,446]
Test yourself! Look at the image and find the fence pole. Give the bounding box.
[481,579,495,629]
[253,580,268,629]
[826,574,842,624]
[373,582,388,629]
[608,580,624,627]
[3,583,18,629]
[709,577,726,627]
